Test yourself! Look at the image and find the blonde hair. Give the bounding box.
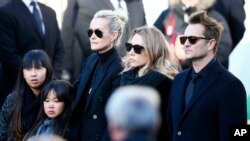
[121,26,181,79]
[94,9,128,47]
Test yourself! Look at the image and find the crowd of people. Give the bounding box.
[0,0,248,141]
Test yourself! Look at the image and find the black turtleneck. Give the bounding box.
[83,48,115,100]
[97,48,114,63]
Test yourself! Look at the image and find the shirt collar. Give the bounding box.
[195,58,216,78]
[22,0,37,7]
[97,48,114,63]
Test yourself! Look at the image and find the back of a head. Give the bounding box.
[121,98,159,133]
[26,134,66,141]
[106,86,161,137]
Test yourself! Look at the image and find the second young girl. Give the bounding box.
[23,80,74,140]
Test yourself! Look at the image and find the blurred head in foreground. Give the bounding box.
[105,86,161,141]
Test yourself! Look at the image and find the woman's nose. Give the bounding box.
[128,49,135,55]
[48,102,54,108]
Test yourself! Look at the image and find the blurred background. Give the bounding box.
[39,0,250,122]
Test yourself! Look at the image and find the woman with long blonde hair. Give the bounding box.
[120,26,181,141]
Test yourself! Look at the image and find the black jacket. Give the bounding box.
[168,60,247,141]
[120,69,173,141]
[66,48,122,141]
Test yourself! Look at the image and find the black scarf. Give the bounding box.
[120,69,166,88]
[21,88,41,133]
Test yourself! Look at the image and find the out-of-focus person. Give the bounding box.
[106,86,161,141]
[214,0,246,48]
[154,0,232,69]
[0,0,7,5]
[26,134,66,141]
[61,0,146,82]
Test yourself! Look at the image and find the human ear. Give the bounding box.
[111,31,119,43]
[207,39,216,51]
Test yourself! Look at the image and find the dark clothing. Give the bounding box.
[124,133,157,141]
[184,70,199,107]
[0,92,16,141]
[168,59,247,141]
[0,0,64,107]
[0,89,41,141]
[214,0,246,47]
[120,69,172,141]
[21,88,41,133]
[184,59,216,108]
[66,48,122,141]
[185,59,216,98]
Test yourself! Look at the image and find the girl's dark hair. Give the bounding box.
[12,50,53,140]
[24,80,74,139]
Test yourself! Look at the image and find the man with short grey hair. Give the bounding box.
[105,86,161,141]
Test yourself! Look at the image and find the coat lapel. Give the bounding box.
[172,69,190,124]
[16,0,43,39]
[83,64,108,113]
[75,57,99,106]
[84,52,117,113]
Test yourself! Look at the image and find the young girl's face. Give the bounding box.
[44,90,65,118]
[23,66,47,89]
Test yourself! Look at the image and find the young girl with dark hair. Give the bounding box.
[23,80,74,140]
[0,49,53,141]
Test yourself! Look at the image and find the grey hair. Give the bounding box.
[169,0,215,10]
[105,86,160,134]
[94,9,128,47]
[26,134,66,141]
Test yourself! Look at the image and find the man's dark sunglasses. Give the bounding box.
[179,36,211,45]
[87,29,103,38]
[125,43,144,54]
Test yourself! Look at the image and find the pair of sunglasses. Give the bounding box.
[87,29,103,38]
[125,43,144,54]
[179,36,211,45]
